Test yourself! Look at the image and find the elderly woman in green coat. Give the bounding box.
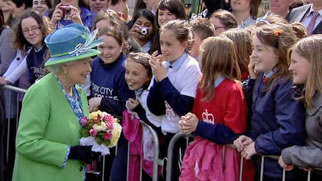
[12,24,102,181]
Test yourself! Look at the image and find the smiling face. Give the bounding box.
[98,35,123,64]
[125,60,151,91]
[63,58,92,85]
[0,0,11,13]
[158,9,177,27]
[250,35,279,73]
[160,29,187,62]
[289,50,311,84]
[32,0,49,15]
[21,17,43,49]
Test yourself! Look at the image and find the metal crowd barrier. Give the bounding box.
[253,154,322,181]
[167,132,322,181]
[2,85,27,167]
[4,85,322,181]
[126,120,161,181]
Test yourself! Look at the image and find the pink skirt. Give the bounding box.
[180,136,241,181]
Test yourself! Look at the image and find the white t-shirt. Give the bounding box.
[160,54,201,133]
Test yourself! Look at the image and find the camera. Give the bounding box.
[140,27,149,36]
[61,5,71,18]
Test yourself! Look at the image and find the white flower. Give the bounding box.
[93,122,107,131]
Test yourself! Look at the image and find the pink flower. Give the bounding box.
[104,115,114,129]
[104,115,114,123]
[80,117,88,127]
[106,121,114,130]
[89,129,97,136]
[103,132,113,140]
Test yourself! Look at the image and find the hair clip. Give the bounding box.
[256,19,271,25]
[273,29,283,37]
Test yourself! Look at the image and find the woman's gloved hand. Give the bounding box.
[68,145,100,163]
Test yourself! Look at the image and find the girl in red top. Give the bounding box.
[179,36,247,181]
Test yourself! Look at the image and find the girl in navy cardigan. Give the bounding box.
[89,25,134,181]
[234,23,306,181]
[89,26,133,117]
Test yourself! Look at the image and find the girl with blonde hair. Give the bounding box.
[279,35,322,181]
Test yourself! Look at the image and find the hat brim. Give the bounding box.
[45,49,101,67]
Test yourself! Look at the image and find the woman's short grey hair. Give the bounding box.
[46,64,63,75]
[46,60,85,75]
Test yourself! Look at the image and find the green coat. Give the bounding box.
[12,73,89,181]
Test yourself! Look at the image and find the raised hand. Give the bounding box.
[149,51,167,82]
[126,98,139,111]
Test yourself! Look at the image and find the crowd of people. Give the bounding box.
[0,0,321,180]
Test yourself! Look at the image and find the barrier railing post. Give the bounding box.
[139,121,160,181]
[140,129,143,181]
[166,133,186,181]
[102,156,105,181]
[15,92,20,131]
[126,142,130,181]
[307,170,311,181]
[6,90,11,166]
[260,156,265,181]
[239,157,244,181]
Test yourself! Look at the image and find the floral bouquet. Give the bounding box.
[80,110,122,155]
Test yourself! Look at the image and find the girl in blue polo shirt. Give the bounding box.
[234,23,306,181]
[147,19,201,180]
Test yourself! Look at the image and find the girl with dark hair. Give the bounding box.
[0,0,12,25]
[32,0,52,15]
[130,9,159,54]
[155,0,186,28]
[46,0,94,29]
[6,0,28,26]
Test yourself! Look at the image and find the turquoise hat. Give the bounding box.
[45,24,102,67]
